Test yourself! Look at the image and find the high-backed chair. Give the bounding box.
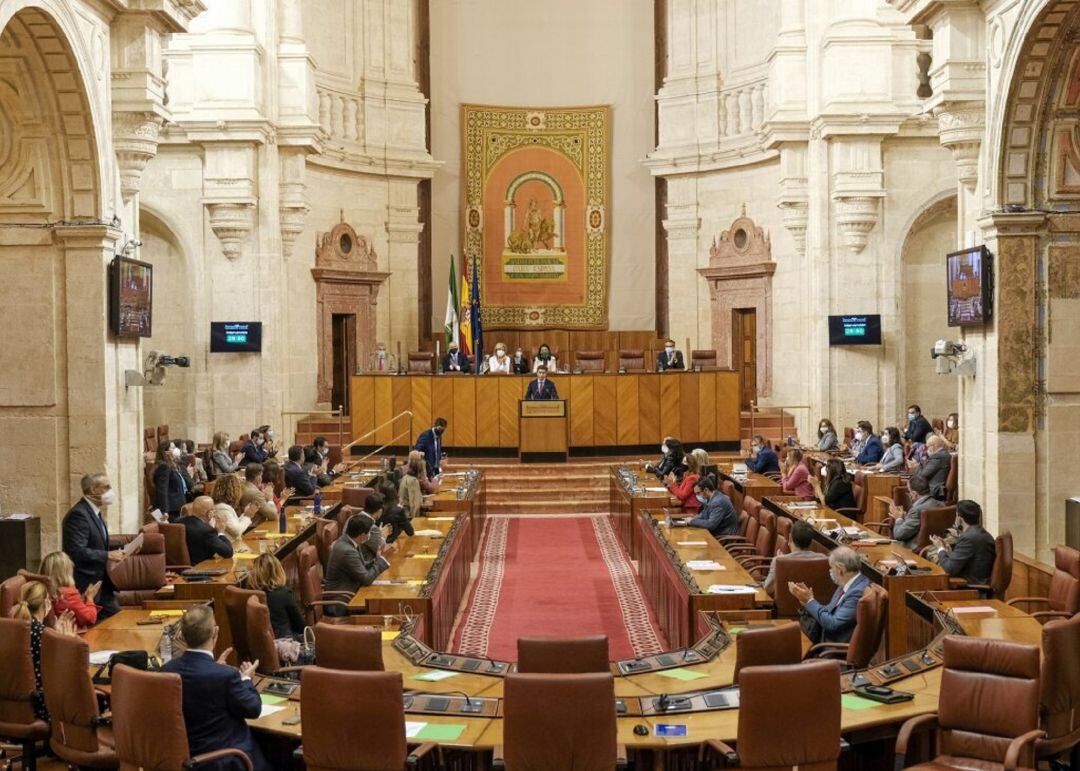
[143,520,191,570]
[297,668,435,770]
[107,532,166,607]
[728,509,777,571]
[806,583,889,669]
[314,518,339,568]
[706,660,842,769]
[0,618,51,770]
[40,629,117,769]
[406,352,434,373]
[111,665,253,770]
[773,553,834,619]
[516,635,610,674]
[575,350,607,372]
[223,585,265,663]
[732,622,803,685]
[911,505,957,552]
[1036,613,1080,766]
[835,472,867,522]
[617,349,646,372]
[945,454,959,504]
[296,544,351,625]
[495,673,624,770]
[144,427,158,454]
[969,531,1014,601]
[246,595,305,676]
[314,623,384,671]
[691,349,718,370]
[0,574,27,618]
[340,486,374,511]
[1007,545,1080,622]
[894,636,1043,770]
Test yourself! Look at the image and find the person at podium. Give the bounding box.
[524,366,559,400]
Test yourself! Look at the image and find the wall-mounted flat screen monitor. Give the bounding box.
[947,245,993,327]
[109,256,153,338]
[828,314,882,346]
[210,322,262,353]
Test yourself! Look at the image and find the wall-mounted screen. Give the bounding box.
[947,245,993,327]
[828,314,882,346]
[109,256,153,338]
[210,322,262,353]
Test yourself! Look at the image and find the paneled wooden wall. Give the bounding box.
[350,372,741,449]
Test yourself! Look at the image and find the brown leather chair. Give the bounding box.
[945,453,959,505]
[111,664,253,770]
[143,426,158,453]
[107,532,166,607]
[835,472,867,522]
[246,595,304,676]
[0,618,50,770]
[691,349,718,370]
[40,629,117,768]
[297,544,351,624]
[773,553,834,619]
[341,486,374,511]
[407,351,434,373]
[0,574,27,618]
[911,504,957,551]
[314,623,384,671]
[732,622,802,685]
[707,659,842,769]
[1035,612,1080,766]
[496,672,624,770]
[806,583,888,669]
[728,509,777,571]
[1008,545,1080,622]
[517,635,610,674]
[969,531,1013,601]
[617,349,646,372]
[575,350,607,372]
[143,520,191,570]
[297,668,435,770]
[223,585,265,663]
[895,636,1043,770]
[314,518,339,568]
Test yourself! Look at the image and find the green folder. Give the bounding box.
[656,667,708,681]
[841,694,884,711]
[414,723,467,741]
[259,694,287,705]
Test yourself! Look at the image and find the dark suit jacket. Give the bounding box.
[524,379,559,400]
[937,525,996,585]
[61,498,118,615]
[510,356,530,374]
[656,350,685,371]
[414,428,443,478]
[179,515,234,565]
[802,574,870,643]
[153,464,187,516]
[323,535,389,613]
[855,435,884,465]
[442,351,471,373]
[284,461,317,497]
[916,449,951,499]
[160,651,266,771]
[240,441,269,466]
[746,447,781,475]
[904,414,934,444]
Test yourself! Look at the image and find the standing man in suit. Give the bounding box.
[62,473,125,620]
[442,343,471,373]
[789,546,869,643]
[323,515,397,616]
[930,500,996,585]
[524,366,559,400]
[180,497,234,564]
[414,417,447,478]
[161,605,267,771]
[283,445,318,497]
[656,339,685,372]
[903,404,934,445]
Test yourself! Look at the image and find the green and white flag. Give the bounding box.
[443,257,460,349]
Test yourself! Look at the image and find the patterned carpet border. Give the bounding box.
[591,515,664,657]
[452,516,508,657]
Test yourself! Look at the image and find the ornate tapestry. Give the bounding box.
[461,104,610,329]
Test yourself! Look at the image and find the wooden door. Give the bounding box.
[331,313,356,414]
[731,308,757,410]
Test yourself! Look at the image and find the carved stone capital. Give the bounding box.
[206,202,255,260]
[112,111,164,200]
[934,101,985,190]
[279,201,310,259]
[833,196,881,255]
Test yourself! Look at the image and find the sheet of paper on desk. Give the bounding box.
[789,501,819,509]
[122,532,144,558]
[677,541,708,546]
[428,517,456,521]
[686,560,725,571]
[409,554,437,560]
[89,650,118,665]
[411,669,459,682]
[412,529,445,538]
[644,486,669,493]
[842,526,863,536]
[258,704,286,718]
[707,584,756,594]
[950,605,998,614]
[405,721,427,738]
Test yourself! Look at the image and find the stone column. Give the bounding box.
[384,181,424,349]
[662,175,704,349]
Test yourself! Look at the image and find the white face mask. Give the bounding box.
[820,426,828,435]
[665,346,675,353]
[100,489,117,507]
[908,412,917,421]
[751,444,761,453]
[829,568,843,586]
[881,436,890,446]
[854,431,864,441]
[496,349,506,358]
[171,446,182,459]
[947,419,956,429]
[661,445,668,454]
[820,466,828,477]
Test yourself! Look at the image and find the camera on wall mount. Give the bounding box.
[930,339,975,377]
[124,350,191,388]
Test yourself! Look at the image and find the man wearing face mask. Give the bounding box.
[929,500,996,585]
[672,477,738,537]
[414,417,448,478]
[308,436,348,487]
[443,343,472,373]
[744,434,781,476]
[656,339,685,372]
[788,546,869,644]
[853,420,884,465]
[240,428,270,467]
[524,365,559,400]
[62,473,125,619]
[510,347,530,374]
[902,404,933,445]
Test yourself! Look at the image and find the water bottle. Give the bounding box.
[313,490,323,519]
[160,624,173,663]
[279,502,287,533]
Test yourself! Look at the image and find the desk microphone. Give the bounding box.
[656,693,670,712]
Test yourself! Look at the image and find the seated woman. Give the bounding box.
[247,554,307,661]
[407,450,439,494]
[380,482,415,543]
[12,580,77,723]
[665,453,702,512]
[532,343,557,373]
[40,551,100,631]
[941,412,959,451]
[876,426,905,472]
[210,474,254,546]
[816,419,839,451]
[780,448,814,499]
[812,458,856,510]
[487,343,512,374]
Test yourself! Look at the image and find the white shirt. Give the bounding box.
[840,572,860,597]
[532,356,557,373]
[488,354,511,374]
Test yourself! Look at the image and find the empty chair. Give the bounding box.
[617,349,646,372]
[727,509,777,571]
[968,530,1013,600]
[223,585,265,663]
[297,544,351,624]
[805,583,888,669]
[246,595,305,676]
[773,553,833,619]
[340,486,374,511]
[706,660,842,769]
[517,635,610,674]
[1007,545,1080,622]
[1036,613,1080,766]
[406,352,433,373]
[144,520,192,570]
[0,617,50,771]
[314,518,340,568]
[732,622,802,685]
[111,665,254,771]
[894,636,1043,770]
[40,629,117,768]
[691,349,717,370]
[575,350,607,372]
[495,673,623,770]
[945,453,959,505]
[107,531,167,607]
[314,623,384,671]
[297,668,435,770]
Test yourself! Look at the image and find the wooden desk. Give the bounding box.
[350,371,741,451]
[610,467,679,561]
[716,463,782,509]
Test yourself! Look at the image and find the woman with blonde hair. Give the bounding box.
[407,449,438,494]
[11,581,76,722]
[40,551,100,630]
[211,431,242,475]
[211,473,254,544]
[247,554,307,663]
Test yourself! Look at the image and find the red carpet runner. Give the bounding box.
[449,516,668,661]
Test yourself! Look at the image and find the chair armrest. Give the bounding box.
[703,738,738,765]
[188,748,253,771]
[406,742,438,769]
[92,711,112,727]
[1031,610,1072,622]
[166,564,192,573]
[724,544,757,553]
[320,590,355,600]
[292,746,304,761]
[735,556,773,566]
[1006,596,1049,609]
[805,642,850,661]
[492,744,505,770]
[894,713,938,768]
[834,507,864,521]
[616,743,628,770]
[269,665,309,676]
[1003,728,1045,770]
[716,536,748,545]
[307,600,351,612]
[863,520,894,534]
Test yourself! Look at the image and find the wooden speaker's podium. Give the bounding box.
[519,399,568,463]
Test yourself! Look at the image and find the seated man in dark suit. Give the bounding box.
[524,366,559,400]
[656,339,685,371]
[239,428,271,467]
[671,477,739,538]
[161,605,267,771]
[413,417,447,478]
[744,434,781,476]
[903,404,934,445]
[442,343,471,373]
[930,500,996,585]
[323,515,397,616]
[181,496,234,564]
[62,472,126,619]
[789,546,869,644]
[306,436,349,488]
[283,445,318,497]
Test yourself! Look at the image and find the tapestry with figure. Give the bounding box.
[462,104,610,329]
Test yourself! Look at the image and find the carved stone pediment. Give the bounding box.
[315,221,379,271]
[708,204,772,266]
